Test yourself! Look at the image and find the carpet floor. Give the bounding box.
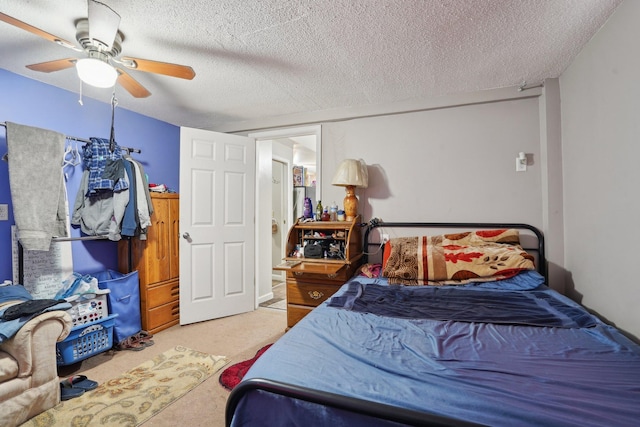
[23,346,227,427]
[30,307,286,427]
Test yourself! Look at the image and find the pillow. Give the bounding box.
[382,229,535,286]
[381,229,520,270]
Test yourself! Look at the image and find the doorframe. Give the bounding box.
[271,157,289,283]
[249,125,322,308]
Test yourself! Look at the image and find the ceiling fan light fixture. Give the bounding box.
[76,55,117,88]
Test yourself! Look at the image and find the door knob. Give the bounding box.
[182,232,190,239]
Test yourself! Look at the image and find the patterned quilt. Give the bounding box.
[382,229,536,285]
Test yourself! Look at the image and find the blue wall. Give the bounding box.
[0,69,180,282]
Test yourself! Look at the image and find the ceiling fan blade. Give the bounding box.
[121,57,196,80]
[116,68,151,98]
[26,58,77,73]
[88,0,120,50]
[0,12,77,50]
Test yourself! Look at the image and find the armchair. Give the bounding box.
[0,307,72,427]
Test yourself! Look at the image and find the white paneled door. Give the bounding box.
[179,127,255,325]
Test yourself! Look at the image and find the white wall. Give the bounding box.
[321,97,543,226]
[317,89,569,291]
[560,0,640,338]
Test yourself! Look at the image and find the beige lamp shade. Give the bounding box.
[331,159,368,188]
[331,159,368,221]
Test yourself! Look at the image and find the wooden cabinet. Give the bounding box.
[118,193,180,334]
[275,217,363,328]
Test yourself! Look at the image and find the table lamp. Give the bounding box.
[331,159,368,221]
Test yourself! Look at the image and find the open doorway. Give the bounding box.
[271,159,287,282]
[249,125,322,308]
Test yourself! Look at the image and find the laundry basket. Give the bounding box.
[56,314,117,365]
[64,289,110,327]
[92,270,142,344]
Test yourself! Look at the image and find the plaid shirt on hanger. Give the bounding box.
[83,137,129,195]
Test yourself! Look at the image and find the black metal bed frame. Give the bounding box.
[225,221,546,427]
[226,378,485,427]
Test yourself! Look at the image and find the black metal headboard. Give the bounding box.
[363,220,547,280]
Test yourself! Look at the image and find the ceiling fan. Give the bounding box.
[0,0,195,98]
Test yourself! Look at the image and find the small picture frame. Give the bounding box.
[293,166,304,187]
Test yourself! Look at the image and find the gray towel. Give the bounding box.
[6,122,68,250]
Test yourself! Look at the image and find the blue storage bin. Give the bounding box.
[92,269,142,344]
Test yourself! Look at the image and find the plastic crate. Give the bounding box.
[65,290,110,327]
[56,314,118,366]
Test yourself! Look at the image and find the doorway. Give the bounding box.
[249,125,322,307]
[271,159,286,282]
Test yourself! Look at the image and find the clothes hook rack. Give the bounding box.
[1,122,142,160]
[1,122,91,144]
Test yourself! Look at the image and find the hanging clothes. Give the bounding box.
[120,158,139,238]
[83,137,129,195]
[71,137,132,240]
[5,122,68,250]
[123,156,152,239]
[71,169,130,240]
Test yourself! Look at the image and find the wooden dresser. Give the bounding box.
[118,193,180,334]
[275,217,363,328]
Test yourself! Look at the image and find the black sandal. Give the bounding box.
[60,382,85,400]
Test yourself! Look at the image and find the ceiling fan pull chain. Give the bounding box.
[109,88,118,153]
[78,80,84,106]
[109,90,118,152]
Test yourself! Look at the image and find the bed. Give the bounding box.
[226,222,640,426]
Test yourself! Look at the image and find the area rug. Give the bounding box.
[219,344,272,391]
[22,346,227,427]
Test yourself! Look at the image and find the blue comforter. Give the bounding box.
[233,275,640,427]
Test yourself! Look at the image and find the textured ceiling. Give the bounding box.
[0,0,622,132]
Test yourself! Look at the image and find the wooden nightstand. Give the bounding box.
[275,217,363,328]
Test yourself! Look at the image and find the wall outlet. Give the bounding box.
[0,204,8,221]
[381,233,390,244]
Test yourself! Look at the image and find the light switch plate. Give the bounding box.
[0,204,9,221]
